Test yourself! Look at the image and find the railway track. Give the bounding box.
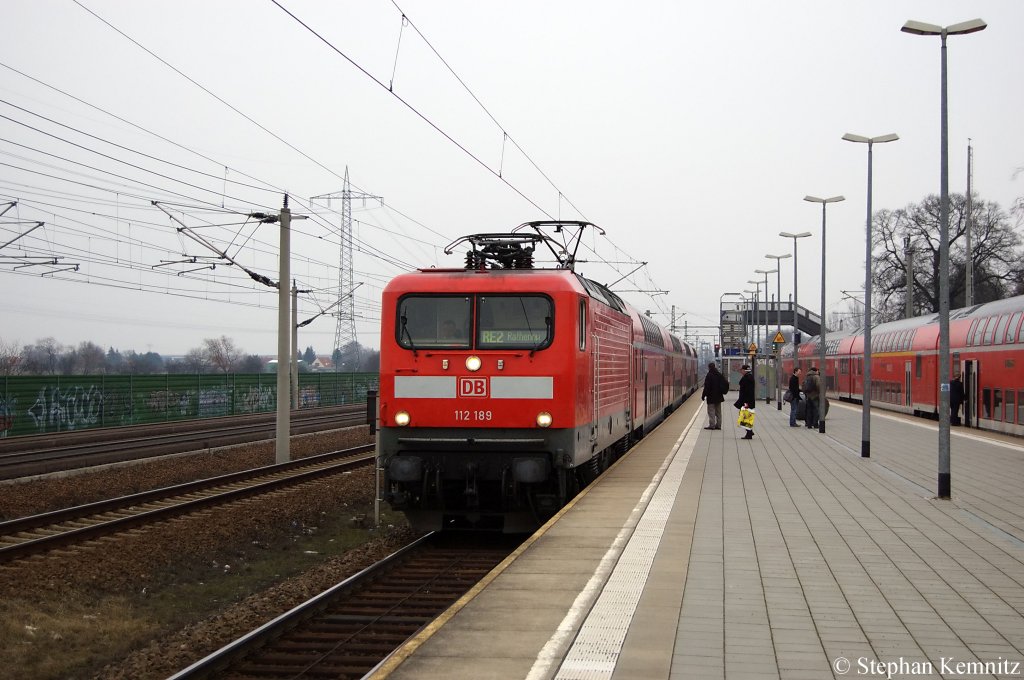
[0,405,367,480]
[167,532,518,680]
[0,445,374,562]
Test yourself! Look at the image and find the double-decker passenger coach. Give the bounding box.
[377,224,697,532]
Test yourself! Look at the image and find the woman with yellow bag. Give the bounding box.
[734,364,756,440]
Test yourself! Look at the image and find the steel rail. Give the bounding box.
[0,445,374,562]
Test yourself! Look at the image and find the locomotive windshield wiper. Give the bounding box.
[530,316,552,356]
[400,315,418,356]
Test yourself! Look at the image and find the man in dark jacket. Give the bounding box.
[701,362,728,430]
[734,364,755,439]
[950,371,964,425]
[802,366,821,429]
[788,367,802,427]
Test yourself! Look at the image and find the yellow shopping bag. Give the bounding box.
[737,407,755,428]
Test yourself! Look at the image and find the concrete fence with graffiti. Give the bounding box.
[0,372,379,438]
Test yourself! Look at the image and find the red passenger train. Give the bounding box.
[782,294,1024,436]
[377,224,698,532]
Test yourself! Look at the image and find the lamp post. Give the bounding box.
[742,289,757,350]
[747,280,764,352]
[779,231,812,349]
[744,284,761,398]
[765,254,791,409]
[804,194,845,433]
[843,132,899,458]
[902,17,986,499]
[755,269,778,404]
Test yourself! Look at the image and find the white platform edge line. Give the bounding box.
[525,407,702,680]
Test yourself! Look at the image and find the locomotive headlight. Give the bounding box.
[536,411,553,428]
[465,355,482,372]
[394,411,411,427]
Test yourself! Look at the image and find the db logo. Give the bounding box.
[458,377,488,398]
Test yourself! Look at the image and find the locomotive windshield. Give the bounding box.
[395,294,553,350]
[397,295,472,349]
[478,295,552,350]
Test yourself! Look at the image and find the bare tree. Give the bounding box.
[76,341,106,374]
[871,193,1023,322]
[21,337,65,375]
[202,336,242,374]
[0,337,21,375]
[181,347,208,373]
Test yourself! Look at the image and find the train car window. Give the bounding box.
[969,318,983,346]
[995,315,1011,345]
[1006,312,1023,343]
[478,295,553,350]
[1018,391,1024,424]
[984,316,997,345]
[915,354,922,378]
[639,315,665,348]
[396,295,472,349]
[578,299,587,351]
[982,388,992,419]
[1005,390,1015,424]
[993,389,1003,422]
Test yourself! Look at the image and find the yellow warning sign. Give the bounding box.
[748,343,757,353]
[773,332,786,344]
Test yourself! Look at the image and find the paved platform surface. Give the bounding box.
[372,397,1024,680]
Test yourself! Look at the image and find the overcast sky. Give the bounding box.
[1,1,1022,357]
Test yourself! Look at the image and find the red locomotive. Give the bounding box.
[782,294,1024,435]
[377,223,698,532]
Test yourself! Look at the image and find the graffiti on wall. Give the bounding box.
[238,385,275,413]
[27,385,105,432]
[299,386,320,408]
[1,396,15,437]
[3,373,373,437]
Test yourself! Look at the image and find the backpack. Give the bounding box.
[720,374,730,394]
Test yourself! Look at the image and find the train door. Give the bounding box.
[904,361,912,407]
[963,359,978,428]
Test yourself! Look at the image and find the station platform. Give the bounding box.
[371,396,1024,680]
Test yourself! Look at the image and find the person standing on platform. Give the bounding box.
[734,364,755,440]
[802,366,821,429]
[701,361,728,430]
[788,367,803,427]
[950,371,964,426]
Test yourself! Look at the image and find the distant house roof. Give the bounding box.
[310,356,334,370]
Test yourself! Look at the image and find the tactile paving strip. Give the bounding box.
[551,422,697,680]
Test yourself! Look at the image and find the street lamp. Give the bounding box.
[744,284,761,399]
[746,280,764,352]
[742,289,757,350]
[779,231,812,348]
[804,194,845,433]
[765,254,791,409]
[755,268,778,404]
[843,132,899,459]
[902,17,986,498]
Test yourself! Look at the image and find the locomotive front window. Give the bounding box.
[477,295,553,350]
[397,295,472,349]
